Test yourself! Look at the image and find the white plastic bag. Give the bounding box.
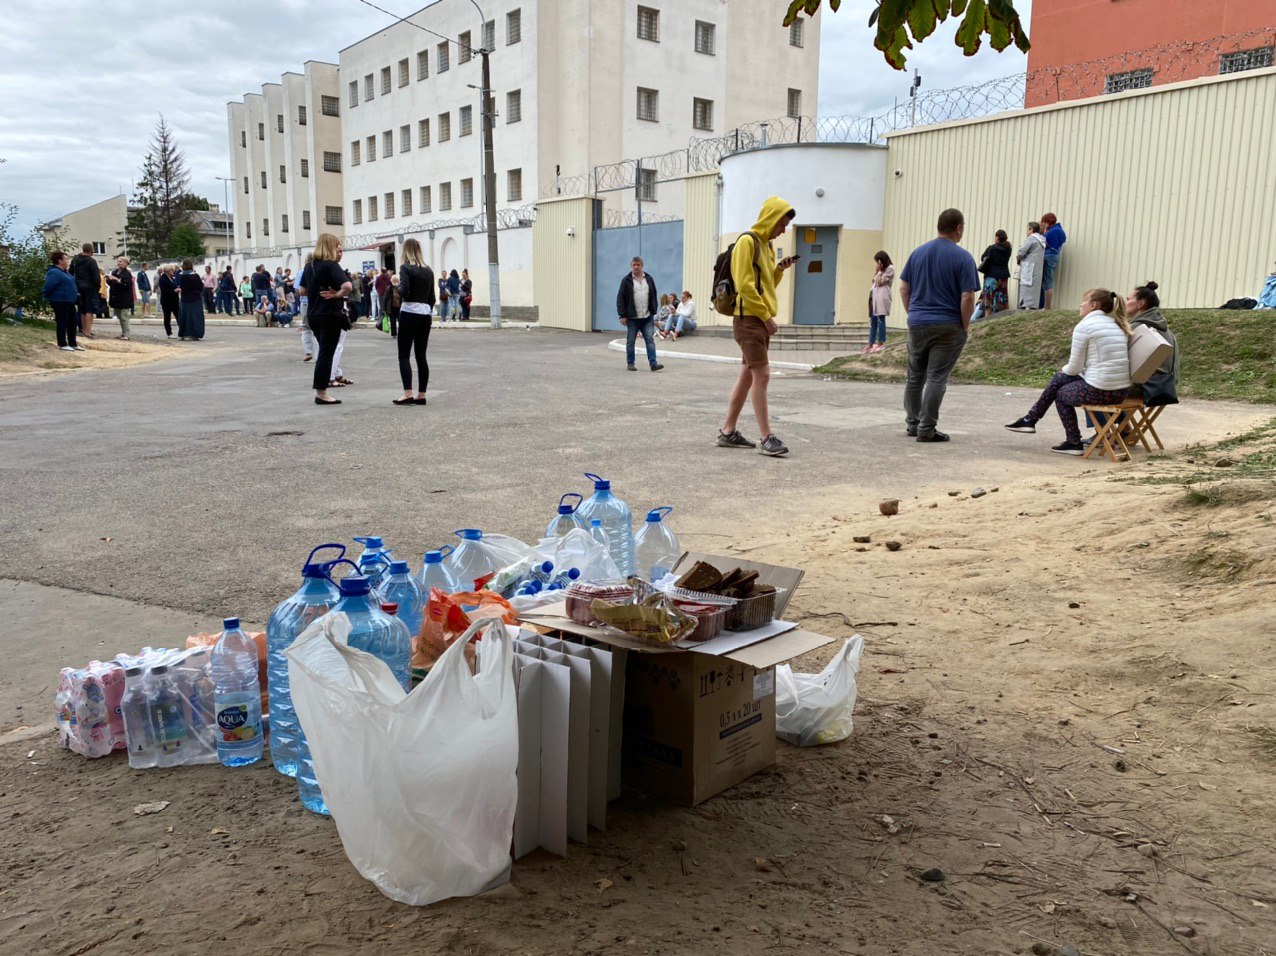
[287,613,519,906]
[775,636,864,747]
[532,528,621,582]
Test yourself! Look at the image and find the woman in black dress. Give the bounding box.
[302,233,353,405]
[177,258,206,340]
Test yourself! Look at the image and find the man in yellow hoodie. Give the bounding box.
[717,196,798,457]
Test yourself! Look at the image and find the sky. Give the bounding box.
[0,0,1031,234]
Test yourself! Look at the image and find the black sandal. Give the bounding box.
[392,397,414,405]
[315,397,341,405]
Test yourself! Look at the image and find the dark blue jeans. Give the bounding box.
[625,317,658,368]
[870,314,887,344]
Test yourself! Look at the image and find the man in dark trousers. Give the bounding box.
[69,243,102,339]
[615,256,663,372]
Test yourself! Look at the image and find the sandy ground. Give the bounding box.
[2,430,1273,955]
[0,335,178,378]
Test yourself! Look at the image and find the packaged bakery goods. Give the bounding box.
[590,591,695,646]
[672,602,727,643]
[566,581,634,626]
[666,563,783,631]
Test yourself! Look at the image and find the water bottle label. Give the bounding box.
[216,704,261,743]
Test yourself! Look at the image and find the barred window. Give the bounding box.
[417,50,429,80]
[302,210,311,230]
[637,6,659,42]
[281,214,289,233]
[461,177,474,208]
[787,88,802,118]
[240,129,246,147]
[695,21,715,55]
[637,87,658,122]
[400,124,411,152]
[298,105,307,125]
[323,151,341,173]
[419,118,431,147]
[402,188,412,217]
[326,205,342,225]
[639,168,657,202]
[369,195,378,221]
[438,112,451,141]
[460,105,473,136]
[277,113,284,133]
[348,80,359,107]
[321,95,339,116]
[507,89,522,123]
[350,140,361,165]
[693,97,714,131]
[482,19,495,51]
[507,168,522,202]
[789,18,804,48]
[382,129,393,157]
[260,171,267,188]
[1105,69,1153,94]
[437,41,449,73]
[245,222,251,238]
[242,176,248,193]
[364,74,374,99]
[507,8,521,44]
[279,164,286,183]
[420,185,432,213]
[460,31,472,64]
[1219,47,1273,74]
[380,66,391,95]
[384,191,394,219]
[262,218,269,236]
[366,135,376,162]
[398,58,409,87]
[257,122,264,140]
[353,199,362,225]
[300,158,310,178]
[439,181,452,211]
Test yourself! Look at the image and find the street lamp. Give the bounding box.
[214,175,235,259]
[468,0,502,328]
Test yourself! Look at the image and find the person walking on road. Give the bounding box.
[43,251,84,351]
[393,238,436,406]
[301,234,352,405]
[106,256,135,339]
[616,256,664,372]
[898,208,980,443]
[69,243,101,340]
[716,196,798,457]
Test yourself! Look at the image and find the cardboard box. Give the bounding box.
[521,553,833,805]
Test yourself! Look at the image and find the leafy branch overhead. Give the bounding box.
[783,0,1030,71]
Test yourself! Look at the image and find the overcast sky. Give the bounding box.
[0,0,1031,234]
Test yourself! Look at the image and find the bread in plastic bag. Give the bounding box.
[286,613,519,906]
[775,636,864,747]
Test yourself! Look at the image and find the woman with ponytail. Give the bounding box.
[1004,288,1132,455]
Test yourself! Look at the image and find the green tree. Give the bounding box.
[0,201,66,319]
[166,223,205,260]
[784,0,1030,70]
[124,115,194,261]
[181,193,211,212]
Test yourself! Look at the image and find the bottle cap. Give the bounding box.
[557,492,583,515]
[454,529,483,540]
[539,561,553,574]
[646,506,673,523]
[223,617,240,630]
[151,664,169,675]
[590,518,603,528]
[338,575,372,596]
[423,550,443,564]
[382,602,399,615]
[355,535,384,549]
[388,560,410,574]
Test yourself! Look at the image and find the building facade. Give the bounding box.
[39,196,234,266]
[1026,0,1276,107]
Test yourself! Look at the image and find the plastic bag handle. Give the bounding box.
[559,492,583,512]
[305,543,346,569]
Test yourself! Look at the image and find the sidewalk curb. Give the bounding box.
[606,339,815,372]
[128,318,540,331]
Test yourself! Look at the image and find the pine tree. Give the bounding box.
[124,116,194,261]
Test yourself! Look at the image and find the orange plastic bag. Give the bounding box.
[413,589,517,671]
[187,631,269,714]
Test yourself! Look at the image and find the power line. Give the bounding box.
[352,0,475,51]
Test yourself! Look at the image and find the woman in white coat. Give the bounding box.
[1016,222,1047,311]
[1004,288,1132,455]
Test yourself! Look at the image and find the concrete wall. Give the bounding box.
[533,196,594,331]
[883,67,1276,312]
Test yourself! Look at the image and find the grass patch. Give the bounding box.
[0,314,58,364]
[816,309,1276,405]
[1247,727,1276,761]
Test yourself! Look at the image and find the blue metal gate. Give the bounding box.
[592,220,684,332]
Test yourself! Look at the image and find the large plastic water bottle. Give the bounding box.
[378,560,425,640]
[380,602,414,677]
[211,617,265,768]
[331,575,412,690]
[120,667,158,769]
[546,493,586,539]
[634,506,681,582]
[444,529,494,591]
[266,544,343,778]
[576,473,634,576]
[148,664,189,768]
[353,535,393,588]
[418,547,458,595]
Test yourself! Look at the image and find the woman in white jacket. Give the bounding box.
[1004,288,1132,455]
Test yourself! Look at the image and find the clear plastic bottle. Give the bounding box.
[120,666,158,769]
[444,529,494,592]
[380,602,414,682]
[330,575,412,691]
[148,664,189,768]
[352,535,393,588]
[266,544,343,778]
[634,506,681,582]
[378,560,425,640]
[588,518,610,551]
[546,493,586,539]
[576,473,634,576]
[211,617,264,768]
[419,547,459,595]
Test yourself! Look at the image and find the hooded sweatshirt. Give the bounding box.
[732,195,793,322]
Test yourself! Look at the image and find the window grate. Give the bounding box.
[695,20,715,55]
[353,199,362,225]
[437,42,450,72]
[382,129,393,157]
[400,124,411,152]
[417,49,429,80]
[1105,68,1154,93]
[398,58,409,87]
[298,105,307,125]
[507,168,522,202]
[639,168,657,202]
[351,140,361,166]
[637,87,658,122]
[419,118,431,147]
[321,95,339,116]
[302,210,311,230]
[461,178,474,208]
[460,105,473,136]
[787,88,802,118]
[327,205,343,226]
[301,159,309,177]
[439,182,452,211]
[402,188,412,217]
[384,192,394,219]
[507,89,522,123]
[507,8,521,44]
[637,6,659,42]
[789,18,804,48]
[693,97,714,131]
[323,151,341,173]
[460,31,472,63]
[348,81,359,107]
[438,112,451,141]
[380,66,391,95]
[420,185,431,213]
[1219,47,1273,74]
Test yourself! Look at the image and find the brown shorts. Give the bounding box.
[733,315,771,369]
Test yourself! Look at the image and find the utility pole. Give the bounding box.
[215,175,235,259]
[479,46,502,328]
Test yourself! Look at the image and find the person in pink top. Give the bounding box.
[200,265,217,313]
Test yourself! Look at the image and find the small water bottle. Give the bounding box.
[120,667,158,769]
[546,493,586,539]
[419,547,459,595]
[211,617,264,768]
[148,665,189,768]
[634,506,681,582]
[588,518,610,550]
[378,560,425,639]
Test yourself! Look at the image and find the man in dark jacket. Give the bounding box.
[616,256,663,372]
[69,243,101,338]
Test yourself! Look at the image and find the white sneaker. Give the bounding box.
[72,345,86,351]
[60,345,75,351]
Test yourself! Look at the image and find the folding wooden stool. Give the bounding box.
[1124,403,1167,452]
[1080,400,1141,462]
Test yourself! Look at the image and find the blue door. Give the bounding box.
[592,220,683,332]
[792,226,839,325]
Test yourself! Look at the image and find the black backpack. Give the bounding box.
[712,233,762,316]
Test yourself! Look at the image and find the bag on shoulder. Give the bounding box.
[712,233,762,316]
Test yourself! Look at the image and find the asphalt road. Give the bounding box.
[0,325,1265,629]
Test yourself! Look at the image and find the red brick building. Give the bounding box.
[1025,0,1276,107]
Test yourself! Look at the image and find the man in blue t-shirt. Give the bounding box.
[898,208,980,442]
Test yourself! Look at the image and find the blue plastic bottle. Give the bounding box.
[211,617,265,768]
[576,473,634,576]
[419,547,459,595]
[266,544,343,778]
[331,574,412,691]
[353,535,393,588]
[444,529,494,591]
[546,493,586,539]
[634,506,681,582]
[378,560,425,640]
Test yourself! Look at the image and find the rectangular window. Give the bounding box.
[298,105,307,125]
[637,6,659,42]
[420,185,431,213]
[461,177,474,208]
[400,124,411,152]
[364,74,374,99]
[637,87,659,122]
[383,129,393,157]
[384,191,395,219]
[417,49,429,80]
[349,80,359,107]
[381,66,391,95]
[483,19,495,51]
[323,151,341,172]
[353,199,363,225]
[419,118,431,147]
[91,241,105,254]
[439,181,452,211]
[260,171,267,188]
[402,188,412,217]
[257,122,264,140]
[281,214,289,233]
[460,105,473,136]
[789,17,804,48]
[245,223,251,239]
[507,168,522,202]
[302,210,311,230]
[507,89,522,123]
[437,41,450,73]
[460,31,472,63]
[398,57,409,87]
[369,195,378,221]
[325,205,342,225]
[438,112,451,141]
[1105,68,1153,94]
[262,218,269,236]
[693,97,714,131]
[787,88,802,118]
[321,94,339,116]
[695,20,715,55]
[240,129,246,147]
[507,8,521,44]
[639,168,657,202]
[351,140,361,165]
[277,113,284,133]
[300,158,310,178]
[279,164,287,183]
[366,135,376,162]
[1219,47,1273,74]
[243,176,249,193]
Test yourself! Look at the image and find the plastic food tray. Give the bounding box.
[673,602,727,643]
[565,583,634,626]
[664,585,787,632]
